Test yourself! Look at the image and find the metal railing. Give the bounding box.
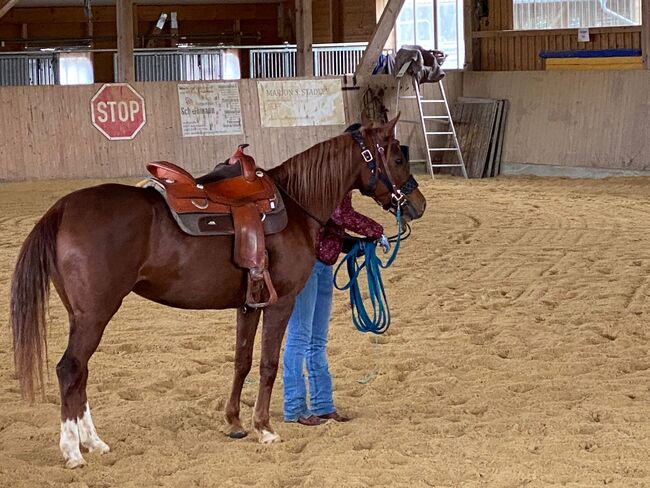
[313,43,366,76]
[0,42,373,86]
[249,42,368,78]
[114,50,224,82]
[0,54,56,86]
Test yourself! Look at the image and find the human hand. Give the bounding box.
[379,234,390,253]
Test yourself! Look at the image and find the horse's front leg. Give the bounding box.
[224,307,261,438]
[252,296,294,444]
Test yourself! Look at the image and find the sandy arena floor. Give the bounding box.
[1,176,649,487]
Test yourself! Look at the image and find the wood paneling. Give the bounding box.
[341,1,376,41]
[463,71,650,170]
[479,0,512,31]
[0,76,419,181]
[474,27,642,71]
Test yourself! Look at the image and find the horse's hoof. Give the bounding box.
[227,430,248,439]
[88,440,110,454]
[65,456,87,469]
[259,429,280,444]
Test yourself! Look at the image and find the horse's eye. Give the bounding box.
[395,159,403,165]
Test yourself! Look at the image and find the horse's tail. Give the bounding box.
[10,202,63,402]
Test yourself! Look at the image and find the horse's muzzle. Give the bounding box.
[403,198,425,222]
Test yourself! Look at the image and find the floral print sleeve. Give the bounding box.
[316,193,384,265]
[329,193,384,239]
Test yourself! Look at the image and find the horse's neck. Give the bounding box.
[268,141,360,222]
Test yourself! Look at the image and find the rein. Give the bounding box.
[333,205,404,334]
[272,181,329,227]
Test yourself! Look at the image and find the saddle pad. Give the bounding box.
[145,181,288,237]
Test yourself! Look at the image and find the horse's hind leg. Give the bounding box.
[252,297,293,444]
[57,309,115,468]
[225,307,261,438]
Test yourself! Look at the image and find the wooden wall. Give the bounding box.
[472,0,642,70]
[312,0,376,43]
[463,71,650,170]
[474,27,642,71]
[0,75,421,180]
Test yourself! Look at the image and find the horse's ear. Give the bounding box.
[360,110,373,128]
[380,113,400,139]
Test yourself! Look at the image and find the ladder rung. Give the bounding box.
[399,95,418,99]
[423,116,449,119]
[430,164,465,167]
[420,100,445,103]
[425,131,453,135]
[429,148,458,152]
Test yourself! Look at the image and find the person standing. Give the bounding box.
[282,192,389,425]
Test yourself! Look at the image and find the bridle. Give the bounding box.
[348,129,419,212]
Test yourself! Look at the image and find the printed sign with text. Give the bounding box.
[257,79,345,128]
[177,82,242,137]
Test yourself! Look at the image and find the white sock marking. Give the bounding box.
[77,403,110,454]
[59,419,86,469]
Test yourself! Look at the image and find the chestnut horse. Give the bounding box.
[10,116,426,468]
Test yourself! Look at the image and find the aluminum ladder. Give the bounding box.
[395,64,468,179]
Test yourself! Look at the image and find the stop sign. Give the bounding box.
[91,83,146,140]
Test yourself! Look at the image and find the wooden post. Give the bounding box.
[0,0,19,20]
[355,0,406,76]
[641,0,650,69]
[463,0,478,70]
[21,23,28,50]
[331,0,342,42]
[116,0,135,83]
[295,0,313,77]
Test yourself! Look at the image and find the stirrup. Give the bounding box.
[246,269,278,308]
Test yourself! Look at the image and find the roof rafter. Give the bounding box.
[0,0,20,20]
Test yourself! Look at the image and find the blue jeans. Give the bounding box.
[283,260,336,421]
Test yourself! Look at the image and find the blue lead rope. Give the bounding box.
[334,206,403,334]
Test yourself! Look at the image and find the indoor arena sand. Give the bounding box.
[0,176,649,488]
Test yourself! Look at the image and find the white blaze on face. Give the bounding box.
[78,403,110,454]
[59,419,85,469]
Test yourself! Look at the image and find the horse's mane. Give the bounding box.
[274,131,356,216]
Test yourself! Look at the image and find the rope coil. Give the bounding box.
[334,207,403,334]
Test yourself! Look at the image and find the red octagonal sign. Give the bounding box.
[91,83,146,140]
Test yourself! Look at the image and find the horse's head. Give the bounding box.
[351,115,427,225]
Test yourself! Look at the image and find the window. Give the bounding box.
[58,52,94,85]
[513,0,641,29]
[395,0,465,69]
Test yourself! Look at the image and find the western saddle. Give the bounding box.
[145,144,287,308]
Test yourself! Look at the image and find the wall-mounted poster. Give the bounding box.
[257,79,345,128]
[177,82,242,137]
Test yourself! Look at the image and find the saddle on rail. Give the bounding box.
[145,144,287,308]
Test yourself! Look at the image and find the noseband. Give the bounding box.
[348,129,419,211]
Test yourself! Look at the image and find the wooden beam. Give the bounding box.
[295,0,313,77]
[355,0,405,76]
[116,0,135,83]
[331,0,342,42]
[641,0,650,69]
[0,0,19,20]
[473,26,640,38]
[464,0,480,70]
